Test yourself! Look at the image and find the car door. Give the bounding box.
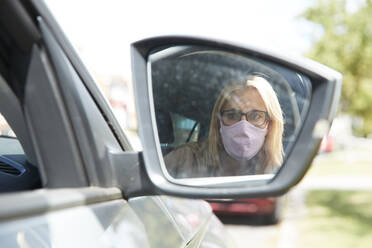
[0,1,230,248]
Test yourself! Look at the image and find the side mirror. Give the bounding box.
[129,36,341,198]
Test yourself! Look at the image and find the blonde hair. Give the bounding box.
[207,76,284,170]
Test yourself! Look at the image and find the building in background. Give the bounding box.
[92,73,138,132]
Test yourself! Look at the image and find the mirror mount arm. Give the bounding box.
[107,150,157,199]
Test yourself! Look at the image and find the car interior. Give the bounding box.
[0,13,42,193]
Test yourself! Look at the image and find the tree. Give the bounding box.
[301,0,372,136]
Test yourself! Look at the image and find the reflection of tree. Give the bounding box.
[302,0,372,136]
[92,72,138,130]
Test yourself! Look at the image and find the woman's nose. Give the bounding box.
[241,114,247,121]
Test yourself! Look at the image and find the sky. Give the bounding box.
[44,0,314,81]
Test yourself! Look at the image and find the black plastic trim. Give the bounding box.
[108,150,156,198]
[0,155,25,175]
[0,154,41,193]
[39,18,122,187]
[0,0,40,52]
[24,45,88,187]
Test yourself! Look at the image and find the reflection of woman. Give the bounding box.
[165,76,284,178]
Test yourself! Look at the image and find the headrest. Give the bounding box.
[155,109,174,144]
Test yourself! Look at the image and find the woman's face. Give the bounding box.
[220,87,269,129]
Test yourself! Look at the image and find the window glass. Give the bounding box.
[171,113,199,146]
[0,114,15,138]
[44,1,140,148]
[0,114,23,155]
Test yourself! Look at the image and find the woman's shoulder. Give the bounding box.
[163,140,209,178]
[172,140,207,153]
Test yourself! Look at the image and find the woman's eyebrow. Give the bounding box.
[222,108,239,112]
[223,108,267,113]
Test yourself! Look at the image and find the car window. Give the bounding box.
[160,113,200,155]
[0,114,16,138]
[44,1,139,148]
[171,113,199,145]
[0,114,23,155]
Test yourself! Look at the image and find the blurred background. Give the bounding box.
[13,0,370,247]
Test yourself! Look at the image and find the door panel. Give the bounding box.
[129,196,235,248]
[0,199,150,248]
[0,188,233,248]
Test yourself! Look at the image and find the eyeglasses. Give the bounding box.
[220,109,269,127]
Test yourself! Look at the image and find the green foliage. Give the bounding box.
[299,190,372,248]
[301,0,372,136]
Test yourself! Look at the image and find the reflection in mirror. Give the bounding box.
[149,46,311,179]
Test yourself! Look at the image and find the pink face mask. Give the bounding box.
[220,120,267,161]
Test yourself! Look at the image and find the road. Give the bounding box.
[225,223,280,248]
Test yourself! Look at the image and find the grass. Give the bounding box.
[298,190,372,248]
[294,147,372,247]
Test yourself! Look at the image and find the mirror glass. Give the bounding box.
[149,46,311,180]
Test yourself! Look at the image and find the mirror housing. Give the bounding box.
[128,36,341,198]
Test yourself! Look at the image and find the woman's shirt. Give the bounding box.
[164,140,274,179]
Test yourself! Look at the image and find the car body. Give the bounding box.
[208,197,282,224]
[319,135,334,153]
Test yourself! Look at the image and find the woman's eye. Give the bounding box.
[250,112,263,121]
[227,113,238,119]
[254,114,261,120]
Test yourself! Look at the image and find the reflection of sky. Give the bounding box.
[45,0,314,80]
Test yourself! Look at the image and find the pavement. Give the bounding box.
[225,224,279,248]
